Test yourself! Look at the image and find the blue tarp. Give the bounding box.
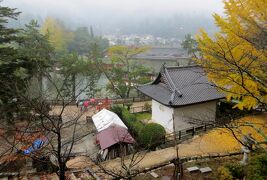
[23,138,45,155]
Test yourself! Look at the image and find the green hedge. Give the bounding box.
[111,106,124,119]
[139,123,166,148]
[111,106,143,137]
[111,106,166,148]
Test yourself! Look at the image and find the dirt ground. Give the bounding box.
[91,113,266,175]
[50,100,151,157]
[0,101,151,165]
[1,103,265,179]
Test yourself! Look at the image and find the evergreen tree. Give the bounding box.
[181,34,198,57]
[0,3,29,123]
[68,27,91,55]
[0,4,54,123]
[68,26,109,56]
[59,52,100,100]
[19,20,54,95]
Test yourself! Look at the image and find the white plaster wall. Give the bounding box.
[173,101,217,131]
[152,100,174,133]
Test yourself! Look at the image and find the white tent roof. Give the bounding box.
[92,109,128,132]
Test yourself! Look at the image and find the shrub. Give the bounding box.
[135,112,151,121]
[111,106,143,138]
[121,108,136,122]
[217,166,233,180]
[121,108,144,137]
[225,163,244,179]
[110,105,124,118]
[139,123,166,149]
[111,106,166,148]
[247,153,267,180]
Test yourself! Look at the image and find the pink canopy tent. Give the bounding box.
[96,124,135,150]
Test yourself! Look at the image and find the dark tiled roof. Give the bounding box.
[137,66,225,107]
[133,47,188,60]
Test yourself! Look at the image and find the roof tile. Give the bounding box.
[137,66,225,106]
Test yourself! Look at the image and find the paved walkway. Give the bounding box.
[67,113,266,176]
[102,114,266,169]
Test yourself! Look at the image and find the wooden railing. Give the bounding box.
[164,124,215,145]
[110,96,151,104]
[130,105,150,113]
[46,96,151,106]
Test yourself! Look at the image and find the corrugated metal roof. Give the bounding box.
[137,66,225,107]
[92,109,127,132]
[96,124,135,150]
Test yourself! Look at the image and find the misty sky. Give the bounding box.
[2,0,224,36]
[3,0,224,19]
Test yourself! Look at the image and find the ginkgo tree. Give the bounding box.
[41,17,73,53]
[196,0,267,110]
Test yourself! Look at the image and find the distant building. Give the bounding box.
[133,47,193,72]
[137,65,225,132]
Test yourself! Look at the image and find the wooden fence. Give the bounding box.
[130,105,150,113]
[46,96,151,106]
[112,96,151,104]
[164,124,215,146]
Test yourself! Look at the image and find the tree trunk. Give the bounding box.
[59,165,66,180]
[57,132,65,180]
[71,74,76,100]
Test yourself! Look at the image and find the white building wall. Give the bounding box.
[152,100,217,133]
[173,101,217,131]
[152,100,174,133]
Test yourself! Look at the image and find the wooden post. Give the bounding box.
[179,131,181,140]
[172,113,183,179]
[192,127,195,136]
[204,124,207,131]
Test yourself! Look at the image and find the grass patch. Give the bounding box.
[135,112,151,122]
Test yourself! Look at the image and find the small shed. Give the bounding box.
[92,108,127,132]
[96,124,135,150]
[92,109,135,160]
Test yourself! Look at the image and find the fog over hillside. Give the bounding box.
[3,0,224,38]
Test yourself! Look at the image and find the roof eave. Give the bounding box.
[168,97,225,108]
[137,86,225,107]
